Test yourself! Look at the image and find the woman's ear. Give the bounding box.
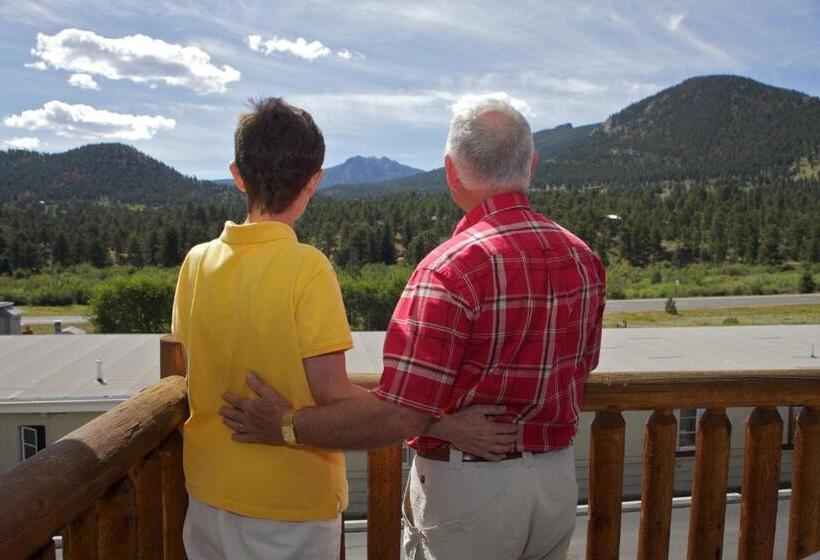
[305,168,324,197]
[229,161,246,193]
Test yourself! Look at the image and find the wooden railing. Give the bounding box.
[1,338,819,560]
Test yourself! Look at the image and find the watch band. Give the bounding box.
[281,410,301,446]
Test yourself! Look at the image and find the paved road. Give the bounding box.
[18,294,820,326]
[606,293,820,313]
[21,315,88,326]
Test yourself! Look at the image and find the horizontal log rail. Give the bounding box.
[1,334,819,559]
[0,375,188,559]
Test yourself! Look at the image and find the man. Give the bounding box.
[221,97,606,559]
[173,98,511,559]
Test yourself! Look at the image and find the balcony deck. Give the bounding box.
[0,330,819,559]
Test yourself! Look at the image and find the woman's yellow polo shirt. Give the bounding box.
[172,220,352,520]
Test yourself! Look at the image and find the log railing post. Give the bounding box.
[787,407,820,560]
[130,451,163,560]
[637,410,677,560]
[587,411,626,560]
[63,507,97,560]
[367,444,402,560]
[160,335,187,378]
[159,430,188,560]
[687,408,731,560]
[97,477,137,558]
[738,407,783,560]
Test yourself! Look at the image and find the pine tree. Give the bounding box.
[161,227,181,267]
[126,235,145,267]
[379,224,396,265]
[52,232,71,267]
[88,236,110,268]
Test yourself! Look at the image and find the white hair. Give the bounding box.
[445,97,534,191]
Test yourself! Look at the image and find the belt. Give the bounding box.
[417,447,524,463]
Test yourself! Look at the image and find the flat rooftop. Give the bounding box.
[1,325,819,411]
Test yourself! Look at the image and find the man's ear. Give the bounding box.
[229,161,246,193]
[444,155,462,196]
[530,152,539,178]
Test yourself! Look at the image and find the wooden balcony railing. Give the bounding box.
[1,337,819,559]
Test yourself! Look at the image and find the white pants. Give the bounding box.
[403,446,577,560]
[183,497,341,560]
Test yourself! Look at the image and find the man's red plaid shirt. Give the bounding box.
[373,191,606,452]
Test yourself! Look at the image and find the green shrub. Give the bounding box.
[338,264,412,330]
[723,317,740,325]
[799,269,817,294]
[90,271,176,333]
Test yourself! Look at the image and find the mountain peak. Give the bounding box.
[319,155,424,190]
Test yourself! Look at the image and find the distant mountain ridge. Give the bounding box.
[2,75,817,204]
[319,156,424,189]
[0,143,232,205]
[324,74,820,197]
[322,121,598,197]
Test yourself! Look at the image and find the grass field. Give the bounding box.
[603,303,820,328]
[19,304,90,316]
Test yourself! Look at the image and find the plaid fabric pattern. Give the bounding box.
[372,191,606,452]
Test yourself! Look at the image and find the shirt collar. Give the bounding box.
[219,220,297,245]
[454,191,531,235]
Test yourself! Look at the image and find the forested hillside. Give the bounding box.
[0,143,232,205]
[538,75,820,185]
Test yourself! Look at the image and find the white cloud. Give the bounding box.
[336,49,365,61]
[29,28,240,94]
[3,137,40,150]
[248,34,364,62]
[247,34,331,61]
[68,73,99,90]
[4,100,175,140]
[24,61,47,71]
[665,14,686,32]
[451,92,536,118]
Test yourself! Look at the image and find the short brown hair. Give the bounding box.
[234,98,325,214]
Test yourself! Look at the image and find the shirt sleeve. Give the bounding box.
[584,258,607,373]
[296,265,353,359]
[372,267,475,417]
[171,253,191,341]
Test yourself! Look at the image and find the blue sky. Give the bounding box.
[1,0,818,179]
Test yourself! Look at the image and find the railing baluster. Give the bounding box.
[367,444,402,560]
[340,513,346,560]
[587,411,626,560]
[787,406,820,560]
[97,477,137,558]
[160,335,187,378]
[687,408,731,560]
[159,430,188,560]
[63,507,97,559]
[738,407,783,560]
[637,410,677,560]
[130,451,163,559]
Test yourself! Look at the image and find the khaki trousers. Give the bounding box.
[403,446,577,560]
[183,497,341,560]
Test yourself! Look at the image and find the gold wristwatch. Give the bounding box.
[281,410,301,446]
